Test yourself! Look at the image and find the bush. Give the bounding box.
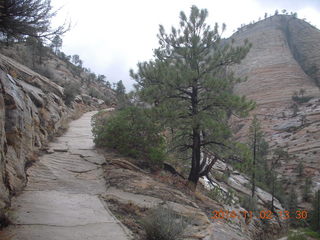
[292,95,313,104]
[304,228,320,239]
[288,231,307,240]
[92,107,166,170]
[207,187,225,203]
[63,82,80,106]
[240,195,257,212]
[141,206,186,240]
[292,90,313,104]
[88,87,103,99]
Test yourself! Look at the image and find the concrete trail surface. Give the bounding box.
[3,111,132,240]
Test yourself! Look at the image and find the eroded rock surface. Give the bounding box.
[230,15,320,202]
[102,157,284,240]
[2,111,132,240]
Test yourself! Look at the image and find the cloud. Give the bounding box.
[51,0,320,90]
[256,0,320,10]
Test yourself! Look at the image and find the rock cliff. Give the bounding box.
[0,52,113,225]
[230,15,320,204]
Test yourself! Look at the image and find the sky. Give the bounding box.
[51,0,320,91]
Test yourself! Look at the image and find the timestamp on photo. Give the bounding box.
[210,209,308,220]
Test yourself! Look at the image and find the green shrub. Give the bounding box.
[240,195,257,212]
[92,107,166,170]
[288,231,307,240]
[292,95,313,104]
[63,82,80,106]
[141,206,186,240]
[208,187,225,203]
[304,228,320,239]
[88,87,103,99]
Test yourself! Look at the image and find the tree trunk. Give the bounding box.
[188,128,201,191]
[188,82,200,191]
[251,129,256,198]
[271,173,275,212]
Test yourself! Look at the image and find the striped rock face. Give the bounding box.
[229,15,320,204]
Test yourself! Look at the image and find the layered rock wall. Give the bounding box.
[230,15,320,203]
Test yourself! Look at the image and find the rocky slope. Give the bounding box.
[102,152,284,240]
[89,111,285,240]
[0,51,114,226]
[0,43,116,105]
[230,15,320,205]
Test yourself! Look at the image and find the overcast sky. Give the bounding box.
[51,0,320,91]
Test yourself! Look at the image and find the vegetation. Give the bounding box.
[233,116,290,212]
[302,177,312,202]
[114,80,129,109]
[247,115,268,198]
[292,89,313,104]
[131,5,254,189]
[288,231,307,240]
[92,107,166,170]
[141,206,186,240]
[310,190,320,232]
[0,0,68,41]
[240,195,257,212]
[63,82,80,106]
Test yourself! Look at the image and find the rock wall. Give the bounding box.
[0,53,102,224]
[229,15,320,204]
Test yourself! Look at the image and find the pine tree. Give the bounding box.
[130,5,254,189]
[51,35,62,54]
[0,0,68,40]
[248,115,268,198]
[72,54,80,65]
[105,81,111,89]
[115,80,127,109]
[310,190,320,232]
[269,148,288,211]
[116,80,126,95]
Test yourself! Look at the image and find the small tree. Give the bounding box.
[310,190,320,232]
[131,5,254,190]
[296,162,304,177]
[248,115,268,198]
[302,177,312,202]
[97,74,106,83]
[115,80,126,95]
[115,80,128,109]
[105,81,111,88]
[286,188,298,226]
[51,35,62,54]
[72,54,80,65]
[269,148,288,211]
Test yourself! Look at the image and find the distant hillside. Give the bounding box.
[230,14,320,207]
[0,41,116,106]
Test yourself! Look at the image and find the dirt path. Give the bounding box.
[3,111,131,240]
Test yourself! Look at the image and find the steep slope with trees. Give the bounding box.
[230,14,320,210]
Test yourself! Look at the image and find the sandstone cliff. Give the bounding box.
[0,52,113,226]
[230,15,320,205]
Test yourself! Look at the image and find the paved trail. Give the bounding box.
[3,111,131,240]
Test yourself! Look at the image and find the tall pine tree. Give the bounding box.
[130,5,254,189]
